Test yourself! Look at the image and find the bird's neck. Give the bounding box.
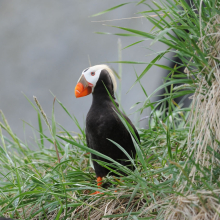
[91,86,115,106]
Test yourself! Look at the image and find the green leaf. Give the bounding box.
[126,183,140,211]
[128,49,169,92]
[102,212,140,218]
[57,136,132,175]
[123,40,144,50]
[91,3,130,17]
[151,28,173,45]
[55,205,63,220]
[38,113,44,148]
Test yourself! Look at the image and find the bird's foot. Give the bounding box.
[90,191,104,195]
[90,177,104,195]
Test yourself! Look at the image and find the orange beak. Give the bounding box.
[75,75,93,98]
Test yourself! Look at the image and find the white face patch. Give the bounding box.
[81,65,117,93]
[82,68,102,92]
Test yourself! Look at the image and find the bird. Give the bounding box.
[75,64,140,194]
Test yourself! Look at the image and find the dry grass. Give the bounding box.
[24,190,148,220]
[163,190,220,220]
[160,12,220,220]
[186,14,220,181]
[67,191,151,220]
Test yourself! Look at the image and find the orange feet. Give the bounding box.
[97,177,102,187]
[90,177,103,195]
[90,191,103,195]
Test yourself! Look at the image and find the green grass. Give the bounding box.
[0,83,193,219]
[1,0,220,219]
[0,93,190,219]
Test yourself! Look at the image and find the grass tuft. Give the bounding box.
[1,0,220,219]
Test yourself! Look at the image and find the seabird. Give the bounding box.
[75,64,140,194]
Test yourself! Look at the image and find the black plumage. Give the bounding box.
[85,69,140,178]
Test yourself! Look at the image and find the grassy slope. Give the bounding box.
[1,0,220,219]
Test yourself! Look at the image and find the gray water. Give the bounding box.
[0,1,168,145]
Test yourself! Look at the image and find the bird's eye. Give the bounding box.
[91,72,95,76]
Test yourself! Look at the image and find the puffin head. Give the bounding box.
[75,64,117,98]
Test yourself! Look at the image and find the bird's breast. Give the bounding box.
[86,105,120,137]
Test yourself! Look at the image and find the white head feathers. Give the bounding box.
[82,64,117,93]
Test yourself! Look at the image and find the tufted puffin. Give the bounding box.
[75,65,140,194]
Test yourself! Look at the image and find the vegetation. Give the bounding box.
[1,0,220,219]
